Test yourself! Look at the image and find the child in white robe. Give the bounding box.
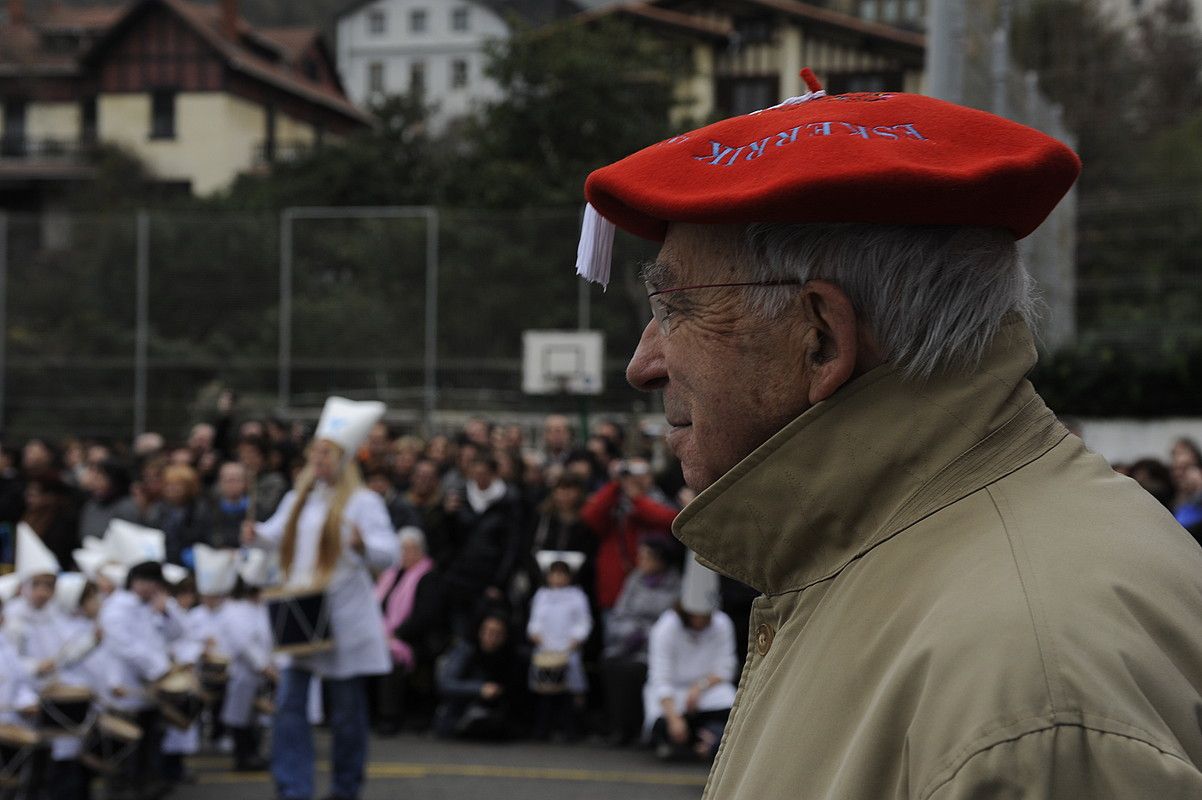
[527,556,592,739]
[219,578,274,771]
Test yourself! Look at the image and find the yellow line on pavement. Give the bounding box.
[195,762,707,787]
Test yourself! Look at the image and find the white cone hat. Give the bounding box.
[194,544,238,596]
[314,396,386,458]
[535,550,586,576]
[72,549,108,582]
[104,519,166,566]
[80,536,108,555]
[0,572,21,602]
[162,564,190,586]
[55,572,88,613]
[237,548,278,588]
[680,552,720,615]
[16,522,61,579]
[99,563,129,590]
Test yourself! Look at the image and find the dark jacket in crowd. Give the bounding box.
[444,488,523,596]
[209,496,250,550]
[434,638,529,738]
[158,499,213,565]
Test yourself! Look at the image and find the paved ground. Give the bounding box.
[174,733,709,799]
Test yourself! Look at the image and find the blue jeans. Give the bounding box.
[272,668,370,800]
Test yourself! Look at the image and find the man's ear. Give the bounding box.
[801,280,860,404]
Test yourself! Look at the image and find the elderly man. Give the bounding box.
[576,71,1202,797]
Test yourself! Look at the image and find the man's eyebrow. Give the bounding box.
[639,259,677,288]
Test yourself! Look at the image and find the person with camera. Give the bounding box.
[580,459,678,615]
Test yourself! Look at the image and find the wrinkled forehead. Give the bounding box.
[644,223,748,288]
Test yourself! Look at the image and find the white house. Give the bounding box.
[335,0,584,128]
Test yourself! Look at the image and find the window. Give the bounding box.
[80,97,98,144]
[264,104,277,163]
[451,59,468,89]
[369,61,386,93]
[150,89,176,139]
[368,9,386,34]
[409,9,427,32]
[2,99,27,156]
[451,7,469,31]
[409,60,426,93]
[718,77,777,116]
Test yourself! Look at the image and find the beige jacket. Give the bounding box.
[676,319,1202,799]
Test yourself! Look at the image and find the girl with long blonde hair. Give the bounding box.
[242,398,398,800]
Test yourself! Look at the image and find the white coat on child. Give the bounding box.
[527,561,592,694]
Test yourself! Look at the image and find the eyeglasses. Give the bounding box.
[645,280,804,335]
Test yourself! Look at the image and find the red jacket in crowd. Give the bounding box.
[581,481,678,609]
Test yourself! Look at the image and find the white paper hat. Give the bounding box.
[194,544,238,596]
[680,552,720,615]
[162,564,190,586]
[314,396,386,458]
[55,572,89,613]
[0,572,21,602]
[72,549,108,582]
[104,519,166,566]
[81,536,108,555]
[16,522,61,579]
[237,548,278,588]
[99,562,129,590]
[535,550,586,576]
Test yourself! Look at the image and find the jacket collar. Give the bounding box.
[672,318,1067,596]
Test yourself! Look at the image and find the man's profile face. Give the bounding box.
[626,223,815,492]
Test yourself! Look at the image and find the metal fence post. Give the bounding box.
[423,208,439,434]
[134,210,149,438]
[0,213,7,432]
[278,209,294,412]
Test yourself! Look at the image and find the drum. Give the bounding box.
[79,714,142,775]
[199,653,230,693]
[153,668,206,730]
[264,586,334,656]
[531,650,570,695]
[39,684,95,736]
[0,724,40,789]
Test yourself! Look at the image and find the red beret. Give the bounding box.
[576,71,1080,285]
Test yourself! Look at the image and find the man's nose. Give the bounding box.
[627,319,668,391]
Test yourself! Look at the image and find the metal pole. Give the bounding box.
[422,208,439,434]
[577,277,590,331]
[278,210,293,412]
[0,214,7,432]
[134,210,149,438]
[991,0,1012,118]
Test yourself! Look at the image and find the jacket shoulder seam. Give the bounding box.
[918,717,1196,800]
[985,483,1064,712]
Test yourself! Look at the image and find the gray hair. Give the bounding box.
[398,526,427,553]
[740,223,1037,379]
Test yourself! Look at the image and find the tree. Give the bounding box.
[441,18,689,208]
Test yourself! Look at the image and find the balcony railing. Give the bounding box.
[0,135,96,160]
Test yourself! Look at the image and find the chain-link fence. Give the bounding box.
[1,201,1199,443]
[0,208,664,441]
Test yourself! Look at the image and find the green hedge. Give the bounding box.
[1031,340,1202,417]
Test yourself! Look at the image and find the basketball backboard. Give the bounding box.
[522,330,605,396]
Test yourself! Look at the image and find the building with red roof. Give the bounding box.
[0,0,370,205]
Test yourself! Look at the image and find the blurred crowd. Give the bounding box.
[1115,437,1202,545]
[0,394,755,790]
